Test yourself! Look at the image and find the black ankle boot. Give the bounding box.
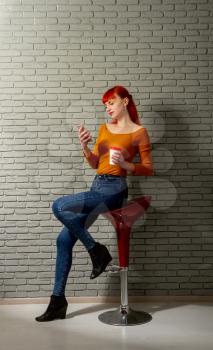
[35,295,68,322]
[88,242,112,279]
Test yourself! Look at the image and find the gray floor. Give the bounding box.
[1,302,213,350]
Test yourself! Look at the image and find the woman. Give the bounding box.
[35,85,153,322]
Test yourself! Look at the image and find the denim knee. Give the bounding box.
[52,198,62,219]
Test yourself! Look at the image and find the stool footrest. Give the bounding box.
[105,264,120,273]
[98,306,152,326]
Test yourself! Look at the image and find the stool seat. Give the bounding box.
[102,196,151,229]
[102,196,151,268]
[98,195,152,326]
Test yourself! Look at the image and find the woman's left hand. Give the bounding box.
[111,152,126,168]
[112,153,135,173]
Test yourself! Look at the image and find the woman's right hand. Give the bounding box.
[78,124,92,148]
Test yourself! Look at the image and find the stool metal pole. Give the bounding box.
[120,267,128,310]
[98,266,152,326]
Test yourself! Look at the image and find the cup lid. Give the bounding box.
[110,146,122,150]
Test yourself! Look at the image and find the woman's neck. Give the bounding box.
[112,114,133,128]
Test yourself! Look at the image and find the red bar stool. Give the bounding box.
[98,196,152,326]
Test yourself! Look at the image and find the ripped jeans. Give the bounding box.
[51,174,128,296]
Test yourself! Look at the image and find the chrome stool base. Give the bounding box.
[98,306,152,326]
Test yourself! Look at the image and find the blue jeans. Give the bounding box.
[52,174,128,296]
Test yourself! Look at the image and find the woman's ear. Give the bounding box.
[124,97,129,106]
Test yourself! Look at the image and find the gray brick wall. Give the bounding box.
[0,0,212,298]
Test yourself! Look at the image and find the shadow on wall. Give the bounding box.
[125,106,213,295]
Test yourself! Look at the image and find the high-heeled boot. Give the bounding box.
[35,295,68,322]
[88,242,112,279]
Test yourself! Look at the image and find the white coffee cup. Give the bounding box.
[109,147,122,165]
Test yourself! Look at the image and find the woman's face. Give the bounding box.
[104,93,128,120]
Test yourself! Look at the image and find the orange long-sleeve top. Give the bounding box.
[83,123,153,177]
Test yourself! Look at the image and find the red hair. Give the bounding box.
[102,85,141,125]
